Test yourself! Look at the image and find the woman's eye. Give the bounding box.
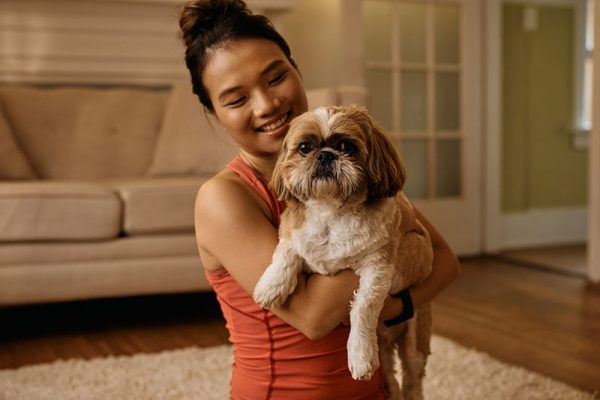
[269,72,286,86]
[298,142,313,156]
[227,97,246,107]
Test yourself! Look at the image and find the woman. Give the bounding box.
[180,1,460,399]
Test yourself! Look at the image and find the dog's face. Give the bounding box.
[271,105,405,204]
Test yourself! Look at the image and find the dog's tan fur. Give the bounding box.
[253,105,433,400]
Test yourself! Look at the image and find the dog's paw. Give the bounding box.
[348,353,380,381]
[253,261,298,309]
[347,329,380,380]
[252,278,289,310]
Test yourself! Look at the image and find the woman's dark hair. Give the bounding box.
[179,0,297,112]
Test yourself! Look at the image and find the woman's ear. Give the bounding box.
[365,113,405,201]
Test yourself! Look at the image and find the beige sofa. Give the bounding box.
[0,83,365,307]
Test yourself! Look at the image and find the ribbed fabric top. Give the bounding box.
[205,155,385,400]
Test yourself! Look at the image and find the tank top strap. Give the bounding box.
[226,155,286,227]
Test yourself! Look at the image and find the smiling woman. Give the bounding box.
[179,0,459,399]
[181,2,387,399]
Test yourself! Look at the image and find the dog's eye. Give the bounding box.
[298,142,314,156]
[338,140,357,155]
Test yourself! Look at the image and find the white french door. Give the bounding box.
[361,0,482,255]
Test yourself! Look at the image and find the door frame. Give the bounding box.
[589,0,600,282]
[484,0,599,282]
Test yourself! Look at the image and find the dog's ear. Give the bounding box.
[364,111,405,200]
[270,139,294,202]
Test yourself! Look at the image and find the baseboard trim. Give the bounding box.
[499,207,587,250]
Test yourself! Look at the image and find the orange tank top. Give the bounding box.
[205,155,385,400]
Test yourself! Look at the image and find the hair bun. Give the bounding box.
[178,0,293,111]
[180,0,251,47]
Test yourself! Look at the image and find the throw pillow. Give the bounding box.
[0,103,37,180]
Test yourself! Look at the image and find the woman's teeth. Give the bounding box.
[259,113,288,132]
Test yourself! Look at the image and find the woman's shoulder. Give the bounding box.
[197,169,248,211]
[199,168,243,196]
[195,168,270,222]
[194,167,278,274]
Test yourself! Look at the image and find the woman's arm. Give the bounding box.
[195,175,358,339]
[196,176,459,339]
[379,207,461,321]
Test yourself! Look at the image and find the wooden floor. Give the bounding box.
[1,256,599,394]
[499,243,587,276]
[433,257,600,394]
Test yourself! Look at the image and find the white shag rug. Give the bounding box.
[0,335,596,400]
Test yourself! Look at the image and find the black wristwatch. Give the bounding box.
[383,288,414,327]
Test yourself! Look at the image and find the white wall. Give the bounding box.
[0,0,295,86]
[0,0,338,88]
[280,0,343,89]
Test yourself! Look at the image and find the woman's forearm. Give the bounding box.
[412,243,460,309]
[380,208,460,321]
[412,207,460,306]
[379,243,460,321]
[275,269,359,339]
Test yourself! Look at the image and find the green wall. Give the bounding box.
[502,4,588,212]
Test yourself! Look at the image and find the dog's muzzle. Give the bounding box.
[317,149,338,165]
[314,150,338,179]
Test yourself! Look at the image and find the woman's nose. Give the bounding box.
[253,90,281,117]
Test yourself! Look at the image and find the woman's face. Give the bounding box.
[202,38,308,158]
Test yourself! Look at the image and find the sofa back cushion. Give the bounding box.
[0,105,37,180]
[146,80,239,177]
[0,87,168,180]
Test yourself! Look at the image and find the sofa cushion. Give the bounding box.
[0,182,121,241]
[109,177,207,235]
[0,255,210,306]
[0,234,197,266]
[0,105,37,180]
[0,87,167,180]
[146,80,239,177]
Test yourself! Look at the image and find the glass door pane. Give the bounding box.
[363,0,393,62]
[436,139,461,197]
[366,69,393,130]
[399,3,427,63]
[435,71,460,130]
[400,139,428,198]
[401,71,427,131]
[434,4,461,64]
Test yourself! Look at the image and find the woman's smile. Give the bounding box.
[257,111,292,136]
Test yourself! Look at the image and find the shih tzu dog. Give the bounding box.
[253,105,433,400]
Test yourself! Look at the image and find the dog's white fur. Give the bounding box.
[253,105,433,400]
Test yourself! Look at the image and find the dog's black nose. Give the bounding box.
[317,150,338,164]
